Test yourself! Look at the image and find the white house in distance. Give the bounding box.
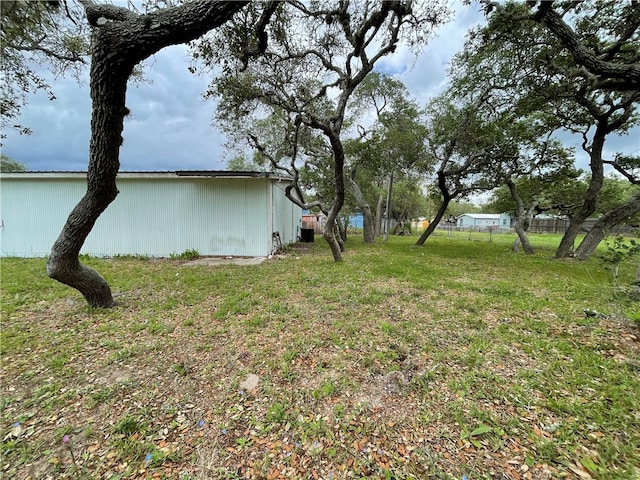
[1,171,302,258]
[456,213,512,230]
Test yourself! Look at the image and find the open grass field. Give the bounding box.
[1,234,639,480]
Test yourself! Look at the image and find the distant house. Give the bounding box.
[1,171,302,258]
[457,213,512,230]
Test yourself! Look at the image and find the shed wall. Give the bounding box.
[0,176,295,257]
[272,182,302,247]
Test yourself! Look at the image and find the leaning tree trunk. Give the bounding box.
[374,194,384,237]
[46,30,133,308]
[512,222,535,254]
[415,169,453,246]
[574,193,640,260]
[46,0,248,307]
[349,167,375,244]
[414,197,451,245]
[556,122,606,258]
[322,131,347,261]
[506,179,536,255]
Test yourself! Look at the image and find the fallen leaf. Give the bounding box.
[569,463,593,479]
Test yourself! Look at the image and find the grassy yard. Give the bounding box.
[1,235,638,480]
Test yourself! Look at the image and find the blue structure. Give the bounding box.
[349,213,364,229]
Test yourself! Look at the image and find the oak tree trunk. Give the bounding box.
[574,193,640,260]
[348,167,375,243]
[507,179,536,255]
[47,1,248,307]
[415,197,451,246]
[47,26,133,308]
[415,169,453,246]
[374,194,384,238]
[322,131,346,261]
[555,125,606,258]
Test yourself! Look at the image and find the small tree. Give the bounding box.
[347,73,430,243]
[600,235,640,302]
[414,87,509,246]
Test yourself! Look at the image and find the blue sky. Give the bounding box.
[2,3,638,173]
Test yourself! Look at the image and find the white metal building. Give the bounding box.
[456,213,512,230]
[0,171,302,258]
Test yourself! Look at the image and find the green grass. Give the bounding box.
[1,235,638,479]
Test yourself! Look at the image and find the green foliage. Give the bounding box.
[1,0,88,134]
[390,179,429,225]
[0,154,27,172]
[487,169,585,216]
[112,416,142,436]
[169,249,199,261]
[445,199,482,217]
[597,175,640,216]
[599,234,640,304]
[601,235,640,272]
[226,154,265,172]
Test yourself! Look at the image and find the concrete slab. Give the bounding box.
[182,256,268,267]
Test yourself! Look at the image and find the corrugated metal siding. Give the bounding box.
[0,175,286,257]
[0,177,86,257]
[271,181,302,245]
[88,178,270,257]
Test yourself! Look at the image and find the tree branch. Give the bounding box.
[79,0,138,26]
[6,41,86,63]
[532,1,640,87]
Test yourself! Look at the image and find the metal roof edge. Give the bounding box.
[1,170,294,181]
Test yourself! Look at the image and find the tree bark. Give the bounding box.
[322,131,346,261]
[47,1,248,307]
[415,197,452,246]
[349,166,375,243]
[374,194,384,237]
[555,124,606,258]
[415,169,453,246]
[506,178,536,255]
[384,172,394,242]
[46,54,129,308]
[574,193,640,260]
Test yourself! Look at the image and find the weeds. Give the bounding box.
[170,248,200,260]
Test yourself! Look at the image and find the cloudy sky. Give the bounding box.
[2,2,638,173]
